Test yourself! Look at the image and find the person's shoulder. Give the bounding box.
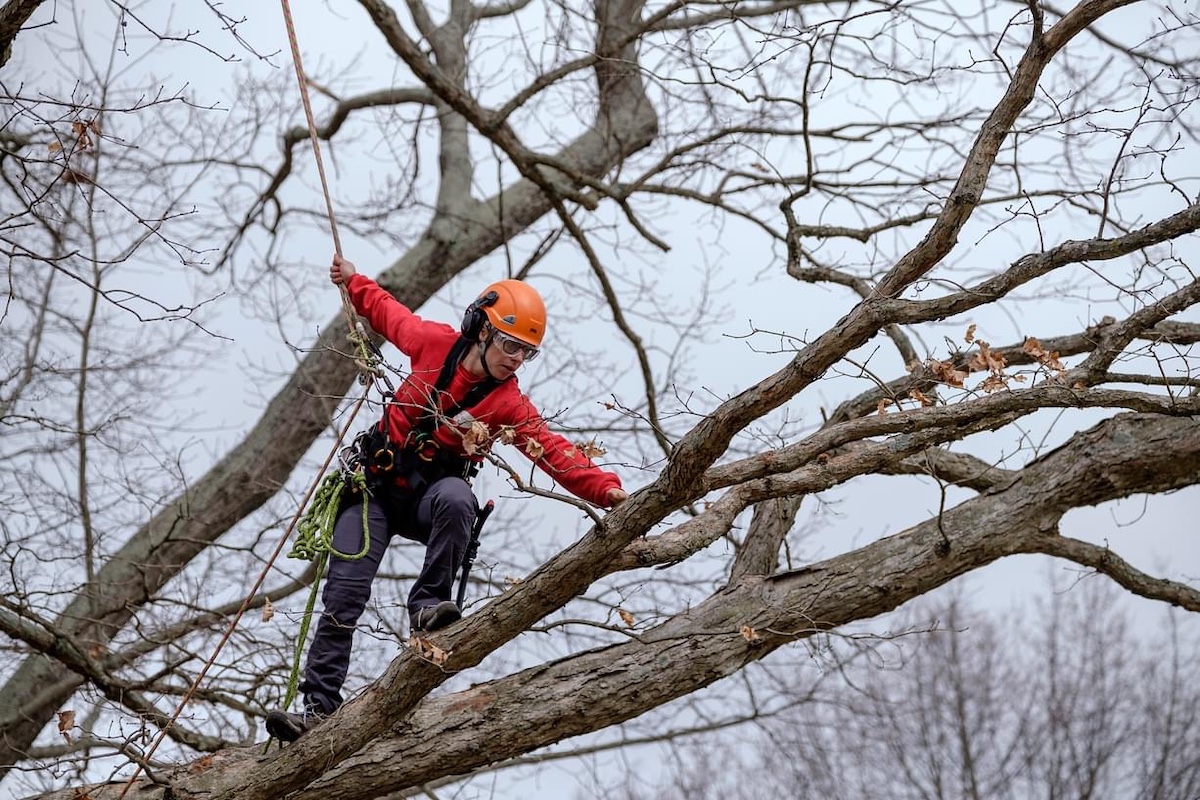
[410,324,464,364]
[424,319,460,340]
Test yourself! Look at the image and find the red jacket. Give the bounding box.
[346,274,622,508]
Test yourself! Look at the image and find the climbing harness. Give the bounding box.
[397,335,500,483]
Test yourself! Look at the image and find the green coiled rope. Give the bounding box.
[281,467,372,709]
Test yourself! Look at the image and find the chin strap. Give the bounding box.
[477,336,500,382]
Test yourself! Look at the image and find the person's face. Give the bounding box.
[481,328,538,379]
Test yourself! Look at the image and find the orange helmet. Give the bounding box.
[462,279,546,347]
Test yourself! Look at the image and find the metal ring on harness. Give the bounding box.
[372,446,395,471]
[415,439,440,462]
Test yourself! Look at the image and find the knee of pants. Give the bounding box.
[422,478,476,532]
[320,574,374,626]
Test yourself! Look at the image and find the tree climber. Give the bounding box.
[265,254,628,742]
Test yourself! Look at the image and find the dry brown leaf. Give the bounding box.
[62,168,94,185]
[928,358,968,388]
[739,625,762,643]
[462,420,490,455]
[980,374,1008,393]
[968,340,1007,374]
[261,597,275,623]
[504,575,525,587]
[1022,337,1065,370]
[497,425,516,445]
[524,439,545,460]
[409,635,450,666]
[618,609,635,627]
[48,140,63,154]
[57,710,75,743]
[964,323,977,344]
[70,120,94,152]
[909,388,935,407]
[578,439,606,460]
[876,398,893,415]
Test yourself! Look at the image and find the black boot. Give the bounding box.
[265,704,327,743]
[410,600,461,633]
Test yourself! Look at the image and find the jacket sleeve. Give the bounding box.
[345,273,441,358]
[506,392,622,508]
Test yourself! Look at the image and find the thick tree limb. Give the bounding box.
[0,0,44,66]
[43,412,1197,800]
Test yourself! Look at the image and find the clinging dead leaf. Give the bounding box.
[523,439,545,460]
[261,597,275,623]
[739,625,762,644]
[462,420,490,455]
[927,358,968,388]
[964,323,977,344]
[968,340,1007,375]
[1022,337,1065,371]
[909,388,935,407]
[409,635,450,666]
[618,609,635,627]
[980,374,1009,393]
[62,168,94,185]
[57,710,75,743]
[577,439,606,460]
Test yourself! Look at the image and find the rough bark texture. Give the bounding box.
[28,413,1200,800]
[0,0,44,66]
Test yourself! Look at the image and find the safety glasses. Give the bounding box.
[491,330,540,361]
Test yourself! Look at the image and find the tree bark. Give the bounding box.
[0,0,44,66]
[25,412,1199,800]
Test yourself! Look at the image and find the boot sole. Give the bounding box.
[412,601,462,633]
[265,710,305,743]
